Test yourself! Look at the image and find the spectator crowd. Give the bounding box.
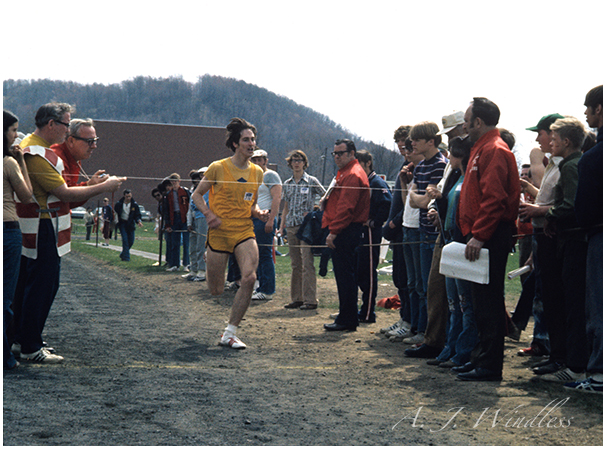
[4,87,602,396]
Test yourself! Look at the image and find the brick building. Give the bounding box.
[80,120,229,212]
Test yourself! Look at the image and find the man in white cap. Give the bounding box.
[438,111,465,141]
[250,149,282,300]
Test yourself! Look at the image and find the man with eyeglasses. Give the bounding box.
[12,103,125,364]
[280,149,326,309]
[51,118,107,189]
[321,139,370,332]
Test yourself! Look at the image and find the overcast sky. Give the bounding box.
[3,0,603,160]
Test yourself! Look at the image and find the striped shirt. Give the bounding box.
[281,172,326,228]
[413,152,447,235]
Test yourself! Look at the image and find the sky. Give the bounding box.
[3,0,603,162]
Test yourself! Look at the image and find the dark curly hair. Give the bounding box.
[225,117,257,152]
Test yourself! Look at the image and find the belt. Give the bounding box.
[4,221,20,230]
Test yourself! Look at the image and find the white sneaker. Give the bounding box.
[251,291,272,300]
[537,367,586,383]
[10,342,21,356]
[219,334,246,349]
[182,271,196,280]
[389,328,415,342]
[387,325,412,339]
[192,271,206,282]
[21,348,64,364]
[165,266,179,272]
[402,333,425,345]
[381,319,409,334]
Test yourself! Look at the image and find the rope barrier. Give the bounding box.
[29,171,421,194]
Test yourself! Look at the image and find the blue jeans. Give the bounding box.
[391,237,410,323]
[438,277,462,362]
[253,217,276,295]
[4,227,22,368]
[530,237,549,350]
[586,232,603,374]
[119,223,135,261]
[167,212,189,268]
[439,277,477,366]
[189,216,208,273]
[417,231,437,334]
[402,227,423,332]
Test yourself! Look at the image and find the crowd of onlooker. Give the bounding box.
[4,87,602,396]
[366,87,601,393]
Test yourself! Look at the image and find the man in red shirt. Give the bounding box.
[455,97,520,381]
[322,139,370,332]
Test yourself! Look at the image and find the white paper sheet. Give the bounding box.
[439,241,490,284]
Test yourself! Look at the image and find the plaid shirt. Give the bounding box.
[281,172,326,228]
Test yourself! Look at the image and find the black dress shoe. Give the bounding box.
[532,361,562,375]
[426,358,446,366]
[324,323,357,332]
[404,344,442,358]
[358,318,376,324]
[451,362,474,373]
[457,367,502,382]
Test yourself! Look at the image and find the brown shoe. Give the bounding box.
[299,304,317,310]
[284,301,303,309]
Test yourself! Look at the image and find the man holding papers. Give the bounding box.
[456,98,520,381]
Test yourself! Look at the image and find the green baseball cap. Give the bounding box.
[526,113,564,132]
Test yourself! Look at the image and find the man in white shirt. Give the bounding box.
[250,149,282,300]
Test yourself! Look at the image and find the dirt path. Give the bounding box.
[3,251,602,445]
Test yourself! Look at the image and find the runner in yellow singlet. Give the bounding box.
[192,118,269,350]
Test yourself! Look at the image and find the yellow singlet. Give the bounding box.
[205,157,263,253]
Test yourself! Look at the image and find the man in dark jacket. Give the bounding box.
[356,150,392,323]
[568,85,603,394]
[115,189,143,261]
[379,126,412,336]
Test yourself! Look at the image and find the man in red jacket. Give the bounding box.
[455,97,520,381]
[321,139,370,332]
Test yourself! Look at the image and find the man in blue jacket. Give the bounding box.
[356,150,392,323]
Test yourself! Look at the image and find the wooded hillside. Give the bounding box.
[3,75,403,183]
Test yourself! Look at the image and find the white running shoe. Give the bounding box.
[21,348,64,364]
[251,291,272,301]
[192,271,206,282]
[182,271,196,280]
[387,326,412,339]
[219,334,246,349]
[538,367,586,383]
[402,333,425,345]
[380,319,404,334]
